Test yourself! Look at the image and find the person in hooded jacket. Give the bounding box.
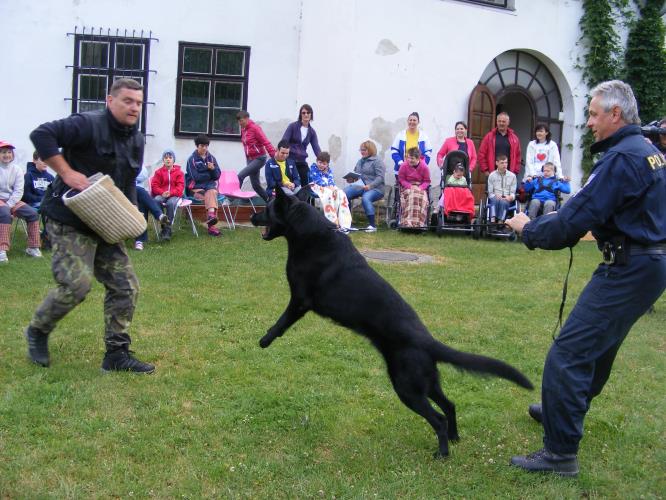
[23,151,55,209]
[23,151,55,248]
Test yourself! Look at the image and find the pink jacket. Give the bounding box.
[398,159,431,190]
[241,120,276,160]
[436,136,477,171]
[478,127,522,174]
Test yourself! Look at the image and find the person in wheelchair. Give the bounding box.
[487,154,517,229]
[523,162,570,220]
[397,147,431,228]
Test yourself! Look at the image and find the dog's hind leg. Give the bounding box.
[260,298,307,348]
[428,378,459,442]
[389,366,450,458]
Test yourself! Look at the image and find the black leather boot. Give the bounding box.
[101,347,155,374]
[528,403,543,423]
[25,326,50,367]
[510,447,578,477]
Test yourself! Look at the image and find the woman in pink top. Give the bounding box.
[436,121,477,172]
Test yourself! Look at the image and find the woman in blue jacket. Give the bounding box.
[281,104,321,187]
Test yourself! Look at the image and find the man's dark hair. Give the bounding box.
[317,151,330,163]
[110,78,143,96]
[194,134,210,146]
[236,110,250,120]
[496,154,508,162]
[32,150,40,161]
[277,139,290,150]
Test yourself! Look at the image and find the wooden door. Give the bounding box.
[467,84,496,203]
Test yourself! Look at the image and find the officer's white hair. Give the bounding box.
[590,80,641,125]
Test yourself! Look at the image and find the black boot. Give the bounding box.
[510,447,579,477]
[101,347,155,374]
[528,403,543,423]
[25,326,50,367]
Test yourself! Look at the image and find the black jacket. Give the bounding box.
[30,109,144,233]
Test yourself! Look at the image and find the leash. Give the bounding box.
[552,247,574,340]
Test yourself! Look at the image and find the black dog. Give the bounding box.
[251,188,533,457]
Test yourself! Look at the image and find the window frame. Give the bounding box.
[71,34,151,134]
[175,41,250,141]
[449,0,514,10]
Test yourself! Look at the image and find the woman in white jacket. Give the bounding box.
[525,124,561,178]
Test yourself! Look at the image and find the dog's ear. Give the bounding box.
[273,187,295,218]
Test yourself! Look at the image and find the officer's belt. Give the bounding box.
[602,239,666,265]
[628,241,666,256]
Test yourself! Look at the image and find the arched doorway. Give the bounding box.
[468,50,564,200]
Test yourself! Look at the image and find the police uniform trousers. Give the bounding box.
[542,253,666,455]
[29,220,139,348]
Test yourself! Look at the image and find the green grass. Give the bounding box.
[1,225,664,498]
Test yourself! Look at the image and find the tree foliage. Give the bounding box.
[578,0,629,178]
[624,0,666,121]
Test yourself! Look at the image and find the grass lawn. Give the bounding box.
[1,223,664,498]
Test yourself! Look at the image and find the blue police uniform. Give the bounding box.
[521,124,666,455]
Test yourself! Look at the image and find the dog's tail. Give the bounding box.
[430,341,534,389]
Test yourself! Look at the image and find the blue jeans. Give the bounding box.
[136,186,163,243]
[488,197,511,221]
[344,186,383,217]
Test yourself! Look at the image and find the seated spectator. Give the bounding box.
[344,140,386,232]
[523,162,571,220]
[439,163,474,219]
[445,162,468,187]
[135,166,169,250]
[151,149,185,235]
[308,151,352,231]
[186,134,221,237]
[397,147,431,228]
[23,151,54,248]
[0,141,41,263]
[265,139,301,198]
[487,154,516,225]
[23,151,54,209]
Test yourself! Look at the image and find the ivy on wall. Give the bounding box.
[577,0,633,179]
[578,0,666,179]
[625,0,666,121]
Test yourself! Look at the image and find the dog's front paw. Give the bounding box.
[259,334,274,348]
[433,449,450,460]
[448,432,460,443]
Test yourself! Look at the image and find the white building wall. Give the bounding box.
[1,0,589,188]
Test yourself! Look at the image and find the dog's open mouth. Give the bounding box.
[261,226,270,239]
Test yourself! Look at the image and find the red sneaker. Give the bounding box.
[207,225,222,237]
[206,214,218,226]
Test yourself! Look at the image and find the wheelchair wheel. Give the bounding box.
[472,218,481,239]
[429,211,438,232]
[478,199,488,238]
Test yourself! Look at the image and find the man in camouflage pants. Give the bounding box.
[26,78,154,373]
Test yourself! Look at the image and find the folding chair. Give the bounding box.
[217,171,258,229]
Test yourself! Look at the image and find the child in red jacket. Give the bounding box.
[150,150,185,239]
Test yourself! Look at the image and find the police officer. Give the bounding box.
[25,78,155,373]
[505,80,666,476]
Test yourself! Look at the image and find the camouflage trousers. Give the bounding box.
[29,220,139,348]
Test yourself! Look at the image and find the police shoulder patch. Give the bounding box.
[647,152,666,170]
